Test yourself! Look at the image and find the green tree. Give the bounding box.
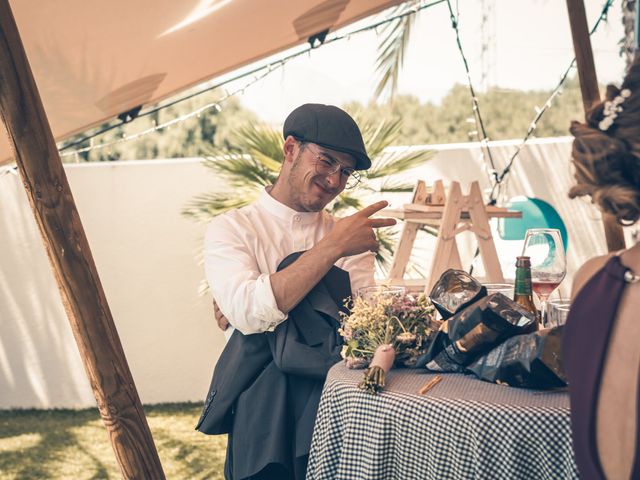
[345,76,585,145]
[59,79,586,165]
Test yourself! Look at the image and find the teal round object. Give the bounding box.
[498,196,568,250]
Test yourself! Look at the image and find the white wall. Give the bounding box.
[0,140,633,409]
[0,159,225,409]
[382,137,635,286]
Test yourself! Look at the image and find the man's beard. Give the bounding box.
[288,175,336,212]
[287,150,339,211]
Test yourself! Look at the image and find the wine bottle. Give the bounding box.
[513,256,540,326]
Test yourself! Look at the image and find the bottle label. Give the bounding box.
[514,267,532,295]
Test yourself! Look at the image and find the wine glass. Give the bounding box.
[522,229,566,328]
[482,283,514,296]
[356,285,405,302]
[547,299,571,328]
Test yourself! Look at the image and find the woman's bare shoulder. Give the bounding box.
[572,253,616,299]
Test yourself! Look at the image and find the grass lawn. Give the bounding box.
[0,403,227,480]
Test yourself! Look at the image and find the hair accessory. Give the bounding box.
[624,269,640,284]
[599,89,632,131]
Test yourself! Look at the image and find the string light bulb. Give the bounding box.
[58,0,612,169]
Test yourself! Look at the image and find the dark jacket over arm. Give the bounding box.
[195,252,352,479]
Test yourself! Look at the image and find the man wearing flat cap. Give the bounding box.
[196,104,395,480]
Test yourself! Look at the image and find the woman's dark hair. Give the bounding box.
[569,56,640,225]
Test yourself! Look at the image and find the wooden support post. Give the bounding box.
[388,180,459,283]
[0,2,165,478]
[386,181,516,291]
[388,181,429,281]
[566,0,626,252]
[426,182,465,292]
[424,181,506,292]
[466,182,504,283]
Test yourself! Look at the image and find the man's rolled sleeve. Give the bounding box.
[251,273,287,332]
[204,219,287,335]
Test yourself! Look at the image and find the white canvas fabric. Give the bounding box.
[0,0,403,164]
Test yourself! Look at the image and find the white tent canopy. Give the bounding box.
[1,0,402,164]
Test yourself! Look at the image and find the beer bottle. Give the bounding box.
[514,256,540,325]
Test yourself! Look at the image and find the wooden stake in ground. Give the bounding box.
[0,2,165,478]
[566,0,626,252]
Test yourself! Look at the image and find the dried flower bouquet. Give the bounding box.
[339,291,441,393]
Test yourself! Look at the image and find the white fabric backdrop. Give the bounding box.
[0,137,634,408]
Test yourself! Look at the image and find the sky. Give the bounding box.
[219,0,627,124]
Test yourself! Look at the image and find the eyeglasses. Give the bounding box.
[306,145,361,189]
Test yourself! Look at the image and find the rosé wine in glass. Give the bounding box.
[532,279,563,298]
[522,229,566,328]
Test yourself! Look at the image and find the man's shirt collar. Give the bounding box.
[258,188,322,225]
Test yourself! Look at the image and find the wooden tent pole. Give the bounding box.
[0,2,165,478]
[566,0,626,252]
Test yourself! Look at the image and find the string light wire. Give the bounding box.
[43,0,614,186]
[445,0,499,190]
[447,0,613,205]
[58,0,446,157]
[490,0,614,201]
[448,0,614,274]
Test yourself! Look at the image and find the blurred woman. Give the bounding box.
[564,56,640,480]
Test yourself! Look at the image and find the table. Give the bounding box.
[307,364,578,480]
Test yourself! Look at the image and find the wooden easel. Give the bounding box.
[385,180,522,293]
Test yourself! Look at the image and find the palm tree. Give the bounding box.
[183,116,434,275]
[374,1,420,100]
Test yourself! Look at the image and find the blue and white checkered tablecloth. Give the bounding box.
[307,363,578,480]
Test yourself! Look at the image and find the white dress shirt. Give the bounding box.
[204,188,375,336]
